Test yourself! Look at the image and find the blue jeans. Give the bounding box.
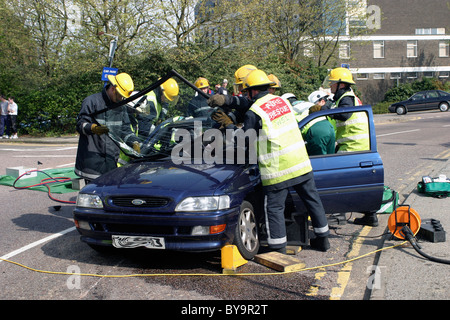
[0,115,8,136]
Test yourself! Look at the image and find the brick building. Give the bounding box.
[341,0,450,104]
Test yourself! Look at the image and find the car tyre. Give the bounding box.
[439,102,449,112]
[234,200,260,260]
[396,105,407,115]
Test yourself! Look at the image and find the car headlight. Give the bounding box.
[76,193,103,209]
[175,195,230,212]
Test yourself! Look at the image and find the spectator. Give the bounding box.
[7,96,18,139]
[217,79,229,95]
[0,95,9,139]
[187,77,214,117]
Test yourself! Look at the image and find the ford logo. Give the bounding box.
[131,199,146,206]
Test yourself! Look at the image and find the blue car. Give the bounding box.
[73,75,384,259]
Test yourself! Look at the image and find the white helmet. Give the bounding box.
[281,93,297,100]
[308,90,328,104]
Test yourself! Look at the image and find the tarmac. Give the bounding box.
[1,119,449,300]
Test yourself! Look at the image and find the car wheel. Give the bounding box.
[396,106,407,115]
[439,102,449,112]
[234,200,260,260]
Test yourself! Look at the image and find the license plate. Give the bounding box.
[112,235,166,249]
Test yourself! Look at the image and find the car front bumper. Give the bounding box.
[73,206,240,252]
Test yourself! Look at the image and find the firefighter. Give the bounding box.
[208,64,257,125]
[187,77,214,117]
[324,67,369,153]
[146,77,179,125]
[212,69,330,253]
[75,72,135,182]
[267,74,281,94]
[325,67,377,226]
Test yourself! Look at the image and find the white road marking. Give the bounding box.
[0,226,76,263]
[0,147,77,152]
[376,129,420,137]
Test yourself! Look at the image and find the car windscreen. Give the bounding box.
[91,70,218,161]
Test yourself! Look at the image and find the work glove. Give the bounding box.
[211,110,233,128]
[208,94,226,108]
[132,141,141,153]
[91,124,109,135]
[309,104,323,114]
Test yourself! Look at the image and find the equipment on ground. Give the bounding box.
[388,205,450,265]
[417,175,450,198]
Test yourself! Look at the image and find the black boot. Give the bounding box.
[354,213,378,227]
[310,236,330,252]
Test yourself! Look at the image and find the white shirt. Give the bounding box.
[8,102,18,115]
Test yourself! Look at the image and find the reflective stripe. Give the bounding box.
[81,122,90,135]
[335,114,366,127]
[314,225,330,235]
[308,116,327,127]
[257,140,306,162]
[74,168,99,180]
[268,236,287,245]
[336,133,370,144]
[260,158,312,181]
[106,120,123,127]
[257,120,299,142]
[263,196,287,246]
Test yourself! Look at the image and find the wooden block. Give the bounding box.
[286,245,302,255]
[254,251,306,272]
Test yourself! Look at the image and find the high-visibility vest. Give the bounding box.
[250,94,312,187]
[334,91,369,153]
[146,91,164,122]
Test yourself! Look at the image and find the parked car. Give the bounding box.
[388,90,450,115]
[73,74,384,259]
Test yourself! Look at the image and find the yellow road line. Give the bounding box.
[329,226,372,300]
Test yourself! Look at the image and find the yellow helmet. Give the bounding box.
[234,65,257,85]
[161,78,179,101]
[107,72,134,98]
[328,67,355,85]
[243,69,275,90]
[194,77,210,89]
[268,74,281,89]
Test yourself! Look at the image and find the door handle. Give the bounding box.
[360,161,374,168]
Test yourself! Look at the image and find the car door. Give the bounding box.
[292,105,384,214]
[407,92,428,111]
[424,90,440,110]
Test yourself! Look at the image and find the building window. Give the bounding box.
[339,42,350,59]
[407,41,417,58]
[439,41,449,57]
[406,72,417,79]
[439,71,449,78]
[356,73,368,80]
[373,40,384,58]
[415,28,445,35]
[373,73,385,80]
[423,71,434,78]
[390,73,401,79]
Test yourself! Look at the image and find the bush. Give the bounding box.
[383,77,446,103]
